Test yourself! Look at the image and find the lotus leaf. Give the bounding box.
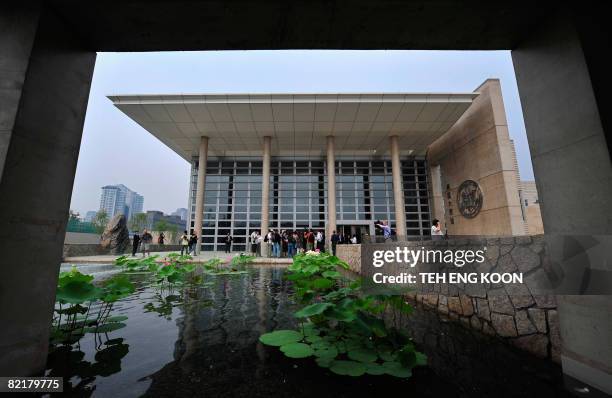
[280,343,313,358]
[259,330,303,346]
[329,360,366,377]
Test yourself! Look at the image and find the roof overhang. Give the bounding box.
[109,92,478,160]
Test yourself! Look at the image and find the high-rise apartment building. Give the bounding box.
[99,184,144,220]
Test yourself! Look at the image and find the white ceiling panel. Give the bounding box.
[110,92,477,159]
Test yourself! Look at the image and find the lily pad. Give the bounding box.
[415,352,427,366]
[330,360,366,377]
[348,348,378,363]
[316,357,334,368]
[259,330,303,346]
[280,343,314,358]
[365,362,386,375]
[85,322,126,333]
[382,361,412,378]
[105,315,128,323]
[294,302,333,318]
[305,335,323,343]
[313,346,338,360]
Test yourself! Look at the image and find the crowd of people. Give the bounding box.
[128,219,448,258]
[242,228,361,258]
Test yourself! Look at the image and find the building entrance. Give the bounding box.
[336,222,375,244]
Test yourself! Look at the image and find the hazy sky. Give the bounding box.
[70,50,533,216]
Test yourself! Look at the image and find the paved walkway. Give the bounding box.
[64,250,292,265]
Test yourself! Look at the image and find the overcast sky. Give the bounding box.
[70,50,533,216]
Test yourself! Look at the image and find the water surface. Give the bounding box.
[47,265,568,397]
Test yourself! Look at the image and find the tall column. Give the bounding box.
[0,6,96,375]
[260,136,271,255]
[390,135,407,239]
[193,136,208,255]
[512,10,612,394]
[326,136,337,249]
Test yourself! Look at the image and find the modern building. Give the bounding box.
[145,210,186,231]
[83,210,97,223]
[520,180,544,235]
[171,207,188,221]
[110,79,526,252]
[99,184,144,220]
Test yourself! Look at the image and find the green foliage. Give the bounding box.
[51,267,136,346]
[230,253,256,267]
[92,210,109,233]
[129,212,147,232]
[259,251,426,378]
[259,330,303,346]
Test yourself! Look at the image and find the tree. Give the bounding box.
[166,223,179,243]
[129,213,148,232]
[153,220,169,234]
[68,210,81,222]
[92,210,109,233]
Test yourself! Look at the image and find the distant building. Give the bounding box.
[146,210,186,231]
[84,210,97,222]
[171,208,188,221]
[520,181,544,234]
[99,184,144,220]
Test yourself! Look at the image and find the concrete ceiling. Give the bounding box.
[47,1,552,51]
[109,92,477,160]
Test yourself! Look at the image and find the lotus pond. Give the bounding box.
[46,254,569,397]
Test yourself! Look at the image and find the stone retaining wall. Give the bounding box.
[337,235,561,363]
[336,244,362,273]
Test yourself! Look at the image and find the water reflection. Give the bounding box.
[46,266,569,398]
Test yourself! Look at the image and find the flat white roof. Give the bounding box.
[109,92,478,160]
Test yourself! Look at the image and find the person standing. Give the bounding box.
[350,234,358,244]
[306,229,315,251]
[375,220,392,241]
[272,230,281,258]
[224,233,233,253]
[331,230,339,256]
[141,228,153,257]
[250,230,258,256]
[180,230,189,255]
[431,219,444,241]
[287,231,296,258]
[158,232,165,245]
[189,232,198,255]
[131,232,141,257]
[315,230,323,252]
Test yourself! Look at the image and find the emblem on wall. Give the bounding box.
[456,180,483,218]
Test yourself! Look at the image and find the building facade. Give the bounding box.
[111,79,526,252]
[99,184,144,220]
[145,210,186,232]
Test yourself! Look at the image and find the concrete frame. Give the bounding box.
[1,2,610,394]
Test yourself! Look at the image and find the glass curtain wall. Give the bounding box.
[188,158,430,251]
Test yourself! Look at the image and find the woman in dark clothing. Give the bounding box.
[132,232,141,257]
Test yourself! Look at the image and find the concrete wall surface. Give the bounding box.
[64,232,100,245]
[512,9,612,394]
[0,5,96,376]
[427,79,525,237]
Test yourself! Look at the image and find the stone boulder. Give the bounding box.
[100,214,129,254]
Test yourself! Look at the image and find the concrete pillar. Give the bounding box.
[0,7,96,376]
[260,136,271,255]
[389,135,407,239]
[513,10,612,394]
[193,136,208,255]
[326,135,337,249]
